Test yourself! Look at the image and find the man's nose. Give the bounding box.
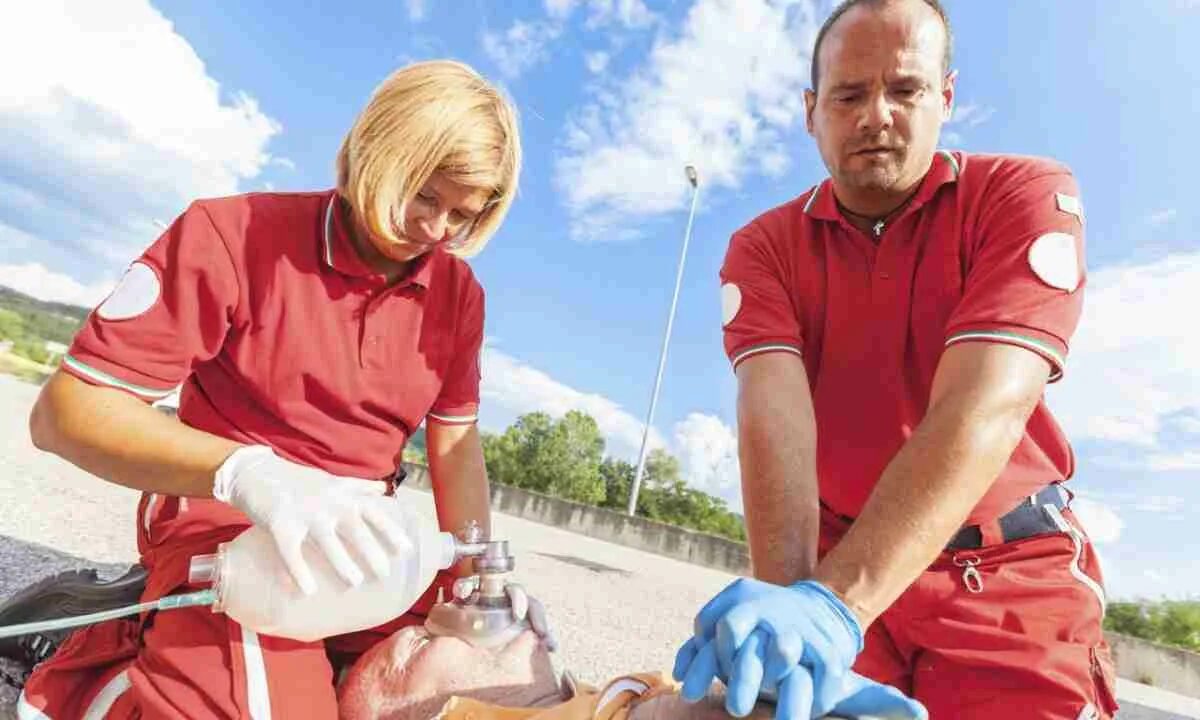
[857,92,895,133]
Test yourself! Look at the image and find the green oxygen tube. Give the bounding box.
[0,589,217,641]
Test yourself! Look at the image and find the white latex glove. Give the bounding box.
[213,445,411,596]
[504,583,558,652]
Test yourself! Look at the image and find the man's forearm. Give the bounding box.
[736,355,819,585]
[812,399,1029,626]
[29,370,242,497]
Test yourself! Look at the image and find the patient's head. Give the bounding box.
[337,626,784,720]
[338,625,565,720]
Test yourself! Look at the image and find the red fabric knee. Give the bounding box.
[19,618,141,719]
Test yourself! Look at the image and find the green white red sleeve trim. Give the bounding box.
[427,410,479,425]
[730,342,804,371]
[61,354,178,400]
[945,329,1067,382]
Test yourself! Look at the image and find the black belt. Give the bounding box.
[944,484,1071,551]
[378,465,408,497]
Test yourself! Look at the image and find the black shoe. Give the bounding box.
[0,565,149,673]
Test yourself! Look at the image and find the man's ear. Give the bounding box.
[805,89,818,135]
[942,69,958,121]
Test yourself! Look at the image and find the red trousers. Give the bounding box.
[819,503,1120,719]
[19,495,451,719]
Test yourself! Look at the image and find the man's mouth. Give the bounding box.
[854,146,895,156]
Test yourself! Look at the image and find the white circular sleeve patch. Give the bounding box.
[97,262,161,320]
[721,283,742,326]
[1028,232,1080,292]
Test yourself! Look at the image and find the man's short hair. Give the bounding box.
[810,0,953,92]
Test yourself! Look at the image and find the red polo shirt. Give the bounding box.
[64,189,484,540]
[720,150,1086,526]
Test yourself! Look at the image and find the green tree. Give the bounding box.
[1105,603,1155,640]
[12,338,49,365]
[0,308,25,341]
[482,411,606,504]
[1105,601,1200,651]
[1158,602,1200,651]
[598,457,635,511]
[481,411,747,542]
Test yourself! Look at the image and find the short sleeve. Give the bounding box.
[945,166,1086,382]
[427,283,483,425]
[63,201,239,401]
[720,223,804,371]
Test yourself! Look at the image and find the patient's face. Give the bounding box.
[338,626,564,720]
[338,626,777,720]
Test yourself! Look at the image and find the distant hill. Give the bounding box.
[0,285,90,346]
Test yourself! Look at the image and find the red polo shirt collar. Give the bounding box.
[803,148,962,224]
[322,191,438,289]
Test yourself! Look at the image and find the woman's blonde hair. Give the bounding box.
[336,60,521,257]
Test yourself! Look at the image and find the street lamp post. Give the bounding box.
[627,164,701,516]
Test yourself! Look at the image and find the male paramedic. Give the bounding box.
[673,1,1118,719]
[7,59,549,718]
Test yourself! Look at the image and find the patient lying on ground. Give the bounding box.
[337,625,775,720]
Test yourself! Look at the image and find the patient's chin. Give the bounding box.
[337,626,563,720]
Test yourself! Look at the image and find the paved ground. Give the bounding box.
[1,373,1198,719]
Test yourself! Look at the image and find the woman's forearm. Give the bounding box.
[29,370,242,497]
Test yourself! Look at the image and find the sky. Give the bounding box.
[1,0,1198,601]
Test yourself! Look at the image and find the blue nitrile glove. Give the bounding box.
[674,637,926,719]
[825,670,927,719]
[672,578,865,718]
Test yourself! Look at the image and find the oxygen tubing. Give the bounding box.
[0,589,217,640]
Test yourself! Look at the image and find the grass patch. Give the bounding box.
[0,351,53,384]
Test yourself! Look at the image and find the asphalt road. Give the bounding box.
[1,374,1196,719]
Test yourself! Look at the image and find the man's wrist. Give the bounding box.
[798,575,871,643]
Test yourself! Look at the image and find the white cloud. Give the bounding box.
[406,0,427,21]
[1132,495,1186,513]
[940,102,993,149]
[0,0,279,276]
[1174,415,1200,434]
[585,51,611,74]
[949,103,995,127]
[481,346,666,459]
[673,413,741,508]
[545,0,657,28]
[269,157,297,171]
[1144,569,1168,584]
[1068,490,1185,516]
[1046,253,1200,457]
[482,20,564,79]
[486,0,656,80]
[1147,208,1177,226]
[0,221,38,252]
[556,0,820,241]
[0,262,115,308]
[1070,497,1124,544]
[1143,452,1200,471]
